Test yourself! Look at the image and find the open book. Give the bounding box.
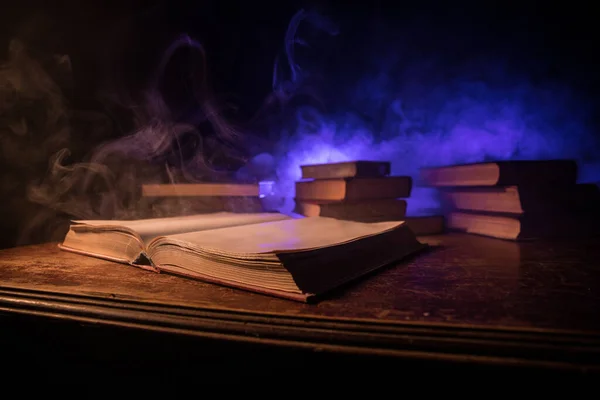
[59,212,426,302]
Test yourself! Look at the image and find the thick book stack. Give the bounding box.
[419,159,600,240]
[293,161,445,235]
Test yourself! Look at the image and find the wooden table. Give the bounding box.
[1,233,599,382]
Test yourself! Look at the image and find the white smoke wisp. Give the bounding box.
[0,39,71,170]
[0,29,260,247]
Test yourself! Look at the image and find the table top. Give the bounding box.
[1,233,600,372]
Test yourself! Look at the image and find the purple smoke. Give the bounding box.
[2,6,599,248]
[262,10,600,215]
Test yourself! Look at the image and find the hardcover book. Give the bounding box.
[59,212,426,302]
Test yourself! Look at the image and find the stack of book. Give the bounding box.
[418,159,600,240]
[292,161,445,235]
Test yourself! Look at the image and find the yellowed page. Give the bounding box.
[73,212,291,243]
[152,216,404,255]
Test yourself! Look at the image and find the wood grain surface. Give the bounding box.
[1,233,599,332]
[2,232,600,374]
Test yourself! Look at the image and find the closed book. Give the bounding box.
[447,210,600,241]
[419,160,577,188]
[439,184,599,215]
[295,176,412,201]
[300,161,391,180]
[141,183,259,197]
[294,199,407,220]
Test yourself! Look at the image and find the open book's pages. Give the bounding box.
[148,217,424,300]
[59,212,291,270]
[59,213,426,301]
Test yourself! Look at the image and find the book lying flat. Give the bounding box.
[440,184,599,215]
[59,212,426,302]
[295,176,412,201]
[447,211,600,241]
[300,161,391,180]
[419,160,577,187]
[293,198,407,220]
[142,183,260,197]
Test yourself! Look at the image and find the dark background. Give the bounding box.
[1,0,597,118]
[0,0,598,249]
